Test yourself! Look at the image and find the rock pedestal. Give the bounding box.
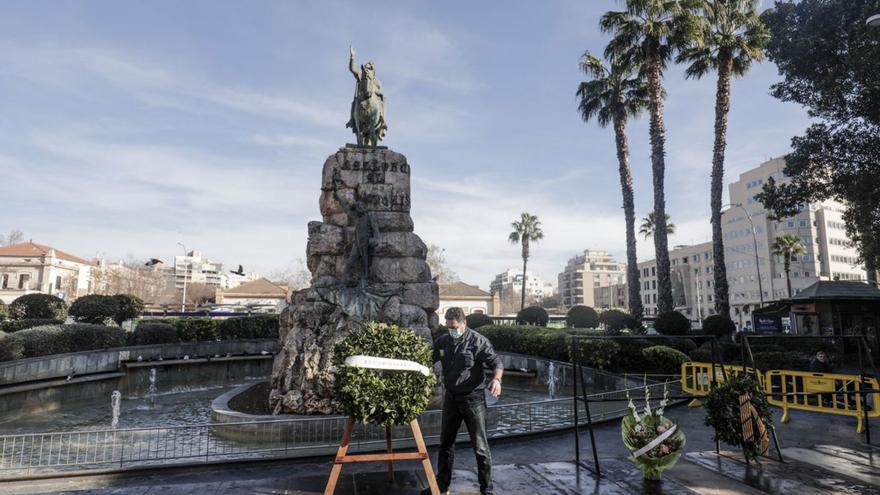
[268,146,439,415]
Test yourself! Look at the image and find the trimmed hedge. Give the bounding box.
[113,294,145,325]
[641,345,690,374]
[0,300,7,320]
[9,294,67,320]
[654,311,691,335]
[516,306,549,326]
[466,313,494,329]
[0,331,22,361]
[0,318,65,333]
[129,322,179,346]
[702,315,736,337]
[69,295,118,324]
[599,309,641,333]
[217,315,279,340]
[0,324,126,361]
[146,317,220,342]
[566,305,599,329]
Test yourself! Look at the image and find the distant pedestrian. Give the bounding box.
[809,351,832,373]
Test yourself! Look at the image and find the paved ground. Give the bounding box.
[1,406,877,494]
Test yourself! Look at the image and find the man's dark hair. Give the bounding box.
[444,307,466,322]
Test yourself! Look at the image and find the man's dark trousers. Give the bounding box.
[436,392,493,494]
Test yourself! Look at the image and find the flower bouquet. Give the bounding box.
[621,382,686,481]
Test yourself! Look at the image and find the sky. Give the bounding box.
[0,0,812,290]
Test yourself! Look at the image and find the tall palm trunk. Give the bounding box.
[520,238,530,311]
[711,49,733,318]
[784,256,792,298]
[646,43,673,313]
[613,103,643,319]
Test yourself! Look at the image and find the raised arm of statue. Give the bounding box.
[349,46,361,80]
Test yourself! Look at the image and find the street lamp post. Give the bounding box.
[177,242,188,313]
[723,203,765,312]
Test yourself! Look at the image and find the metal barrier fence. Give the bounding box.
[764,370,880,433]
[680,362,763,407]
[0,378,669,478]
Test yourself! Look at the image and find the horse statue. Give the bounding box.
[346,46,387,147]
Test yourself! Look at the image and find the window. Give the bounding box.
[652,294,657,303]
[799,220,807,227]
[55,276,62,291]
[652,280,656,290]
[0,274,7,289]
[787,221,795,228]
[18,274,30,290]
[651,267,656,276]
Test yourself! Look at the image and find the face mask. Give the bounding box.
[449,327,464,339]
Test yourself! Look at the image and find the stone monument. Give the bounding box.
[268,50,439,415]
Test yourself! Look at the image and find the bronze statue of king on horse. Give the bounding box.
[347,46,387,147]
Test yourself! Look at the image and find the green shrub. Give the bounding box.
[566,305,599,328]
[0,300,7,321]
[690,341,741,363]
[654,336,698,354]
[69,295,118,324]
[466,313,494,329]
[751,351,811,371]
[702,315,736,337]
[612,338,654,370]
[571,339,620,370]
[688,347,712,363]
[8,325,67,357]
[63,323,126,351]
[516,306,549,326]
[0,318,65,333]
[599,309,640,333]
[9,294,67,320]
[0,331,23,361]
[641,345,690,374]
[217,315,279,340]
[113,294,145,325]
[129,322,179,346]
[654,311,691,335]
[478,325,569,361]
[147,317,219,342]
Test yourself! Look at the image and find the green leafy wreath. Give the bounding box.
[703,373,773,461]
[333,321,436,426]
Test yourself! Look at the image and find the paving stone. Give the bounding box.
[686,450,880,495]
[782,446,880,486]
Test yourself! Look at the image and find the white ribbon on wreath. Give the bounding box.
[632,424,677,459]
[343,355,430,376]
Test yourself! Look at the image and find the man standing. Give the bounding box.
[423,307,503,495]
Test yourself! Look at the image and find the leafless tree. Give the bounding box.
[426,244,459,284]
[269,258,312,290]
[90,257,168,303]
[0,229,24,246]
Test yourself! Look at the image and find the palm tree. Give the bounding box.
[639,212,676,239]
[508,213,544,311]
[577,51,648,320]
[771,234,805,299]
[678,0,769,319]
[601,0,700,313]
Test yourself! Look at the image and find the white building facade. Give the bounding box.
[558,249,627,308]
[0,242,91,304]
[489,269,551,300]
[638,242,716,322]
[168,250,224,290]
[722,157,865,330]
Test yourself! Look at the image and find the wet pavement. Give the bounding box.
[1,405,877,494]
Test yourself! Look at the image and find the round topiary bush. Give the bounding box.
[9,294,67,321]
[702,315,736,338]
[641,345,690,374]
[566,305,599,329]
[516,306,549,326]
[654,311,691,336]
[465,313,494,329]
[113,294,145,325]
[334,322,435,426]
[0,318,64,333]
[129,322,179,345]
[69,295,118,324]
[599,309,640,333]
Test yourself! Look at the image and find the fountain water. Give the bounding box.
[147,368,158,408]
[546,362,559,399]
[110,391,122,428]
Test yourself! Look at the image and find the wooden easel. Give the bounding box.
[324,417,440,495]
